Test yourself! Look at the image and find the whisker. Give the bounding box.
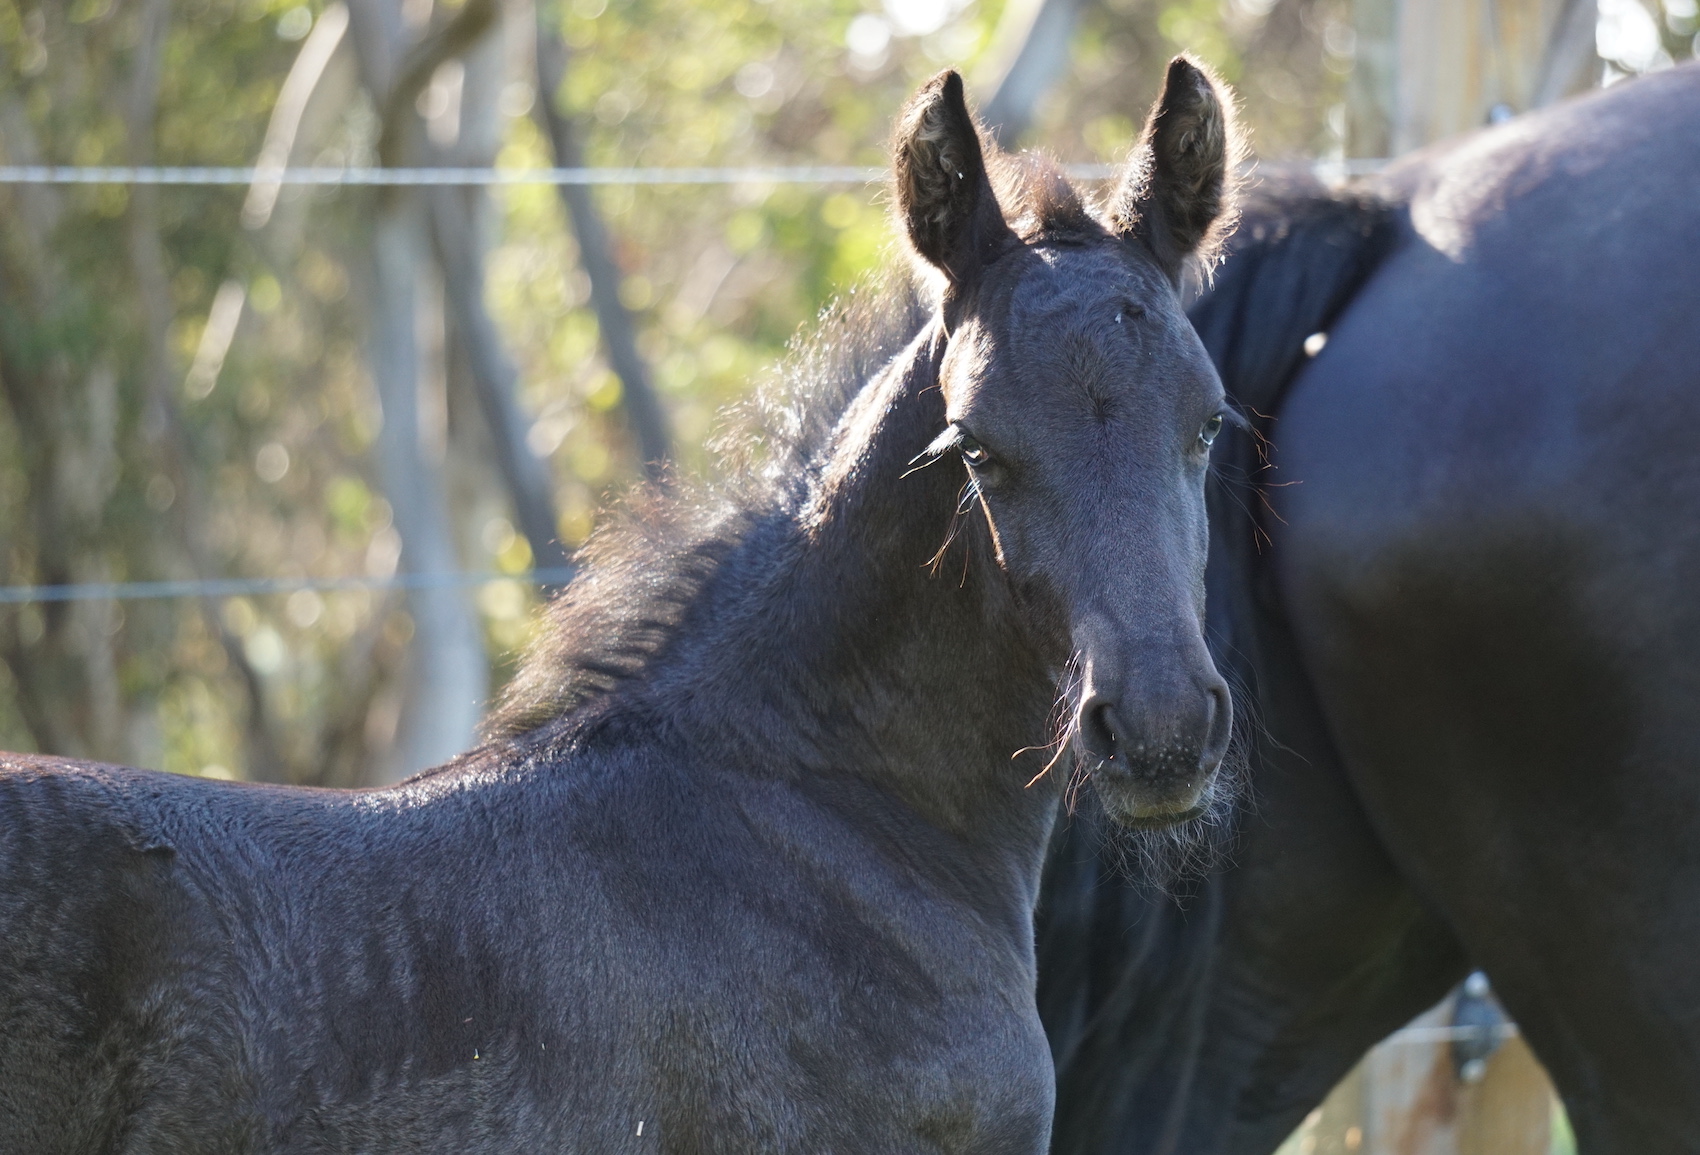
[1025,740,1073,790]
[924,477,985,576]
[1025,652,1084,791]
[926,509,966,575]
[1254,487,1289,527]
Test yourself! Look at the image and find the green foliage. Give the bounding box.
[0,0,1342,781]
[0,0,394,781]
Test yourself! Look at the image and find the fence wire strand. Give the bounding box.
[0,164,952,186]
[0,154,1387,608]
[0,570,577,605]
[0,159,1387,188]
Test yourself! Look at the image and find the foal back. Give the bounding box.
[0,758,253,1150]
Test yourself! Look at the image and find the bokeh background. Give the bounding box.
[2,2,1695,1150]
[0,0,1690,786]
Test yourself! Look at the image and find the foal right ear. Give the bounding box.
[1105,56,1240,285]
[893,71,1015,291]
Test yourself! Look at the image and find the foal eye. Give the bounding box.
[958,434,992,467]
[1198,413,1225,449]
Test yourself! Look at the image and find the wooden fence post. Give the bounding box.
[1278,989,1558,1155]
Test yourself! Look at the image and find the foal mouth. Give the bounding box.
[1083,759,1213,829]
[1117,804,1206,829]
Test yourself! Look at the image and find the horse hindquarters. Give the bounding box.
[0,761,254,1153]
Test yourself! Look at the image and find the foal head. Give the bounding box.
[896,60,1239,828]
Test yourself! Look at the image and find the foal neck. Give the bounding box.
[722,322,1063,850]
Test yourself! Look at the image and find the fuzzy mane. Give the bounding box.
[482,276,929,740]
[485,148,1125,742]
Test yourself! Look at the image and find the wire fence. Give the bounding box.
[0,569,576,605]
[0,158,1390,188]
[0,154,1389,609]
[0,164,1011,186]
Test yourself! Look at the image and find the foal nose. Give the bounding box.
[1077,679,1231,775]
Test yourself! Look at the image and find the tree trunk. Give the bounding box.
[428,187,571,577]
[977,0,1092,146]
[345,0,497,779]
[366,199,489,780]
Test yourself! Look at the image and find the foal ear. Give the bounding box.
[1106,57,1241,284]
[893,71,1015,289]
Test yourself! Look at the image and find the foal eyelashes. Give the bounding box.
[924,425,966,459]
[923,424,994,468]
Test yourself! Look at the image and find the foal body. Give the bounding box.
[0,63,1241,1152]
[0,324,1057,1154]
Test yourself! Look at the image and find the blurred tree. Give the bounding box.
[124,0,293,781]
[0,0,415,783]
[0,0,1388,786]
[534,7,672,480]
[1348,0,1600,158]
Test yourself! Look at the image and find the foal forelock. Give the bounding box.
[988,153,1100,244]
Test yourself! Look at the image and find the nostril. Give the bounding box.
[1079,699,1125,764]
[1199,683,1233,770]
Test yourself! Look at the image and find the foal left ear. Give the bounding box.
[1106,57,1241,285]
[893,70,1015,292]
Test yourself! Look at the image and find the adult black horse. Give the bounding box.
[1040,62,1700,1154]
[0,64,1241,1152]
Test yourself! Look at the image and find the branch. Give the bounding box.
[376,0,499,168]
[244,3,352,230]
[534,15,672,478]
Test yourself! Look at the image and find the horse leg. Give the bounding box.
[1195,608,1470,1155]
